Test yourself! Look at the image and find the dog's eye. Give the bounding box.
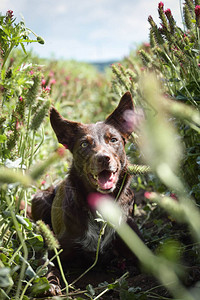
[81,141,88,148]
[110,137,118,143]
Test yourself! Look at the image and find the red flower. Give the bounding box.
[6,10,14,20]
[148,15,153,22]
[43,86,51,92]
[170,193,178,200]
[158,2,164,9]
[195,5,200,27]
[144,192,152,199]
[41,79,46,86]
[195,5,200,16]
[165,8,172,17]
[57,147,66,157]
[143,42,150,48]
[50,78,56,85]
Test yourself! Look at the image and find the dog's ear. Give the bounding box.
[50,107,81,152]
[105,92,134,139]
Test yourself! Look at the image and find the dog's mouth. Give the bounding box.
[88,169,118,193]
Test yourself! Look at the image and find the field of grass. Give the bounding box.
[0,2,200,299]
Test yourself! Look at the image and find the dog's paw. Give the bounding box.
[44,266,63,296]
[46,283,62,296]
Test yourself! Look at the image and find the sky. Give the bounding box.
[0,0,183,62]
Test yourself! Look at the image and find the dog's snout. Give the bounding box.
[97,153,110,165]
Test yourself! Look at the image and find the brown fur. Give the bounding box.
[32,92,140,265]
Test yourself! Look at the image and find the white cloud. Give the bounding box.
[29,36,128,62]
[0,0,183,61]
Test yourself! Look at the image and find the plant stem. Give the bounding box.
[115,172,127,201]
[28,131,35,168]
[33,126,44,156]
[54,248,69,297]
[1,43,14,74]
[5,193,28,300]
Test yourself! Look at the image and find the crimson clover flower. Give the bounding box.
[158,2,164,9]
[41,79,46,86]
[165,8,172,17]
[165,8,176,33]
[195,5,200,27]
[195,5,200,16]
[6,10,14,20]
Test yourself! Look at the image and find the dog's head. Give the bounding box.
[50,92,134,194]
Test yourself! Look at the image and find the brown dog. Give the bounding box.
[32,92,140,265]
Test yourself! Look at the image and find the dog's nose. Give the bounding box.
[97,154,110,165]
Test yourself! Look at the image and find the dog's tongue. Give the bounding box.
[97,170,115,190]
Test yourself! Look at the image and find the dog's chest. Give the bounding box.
[76,211,115,253]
